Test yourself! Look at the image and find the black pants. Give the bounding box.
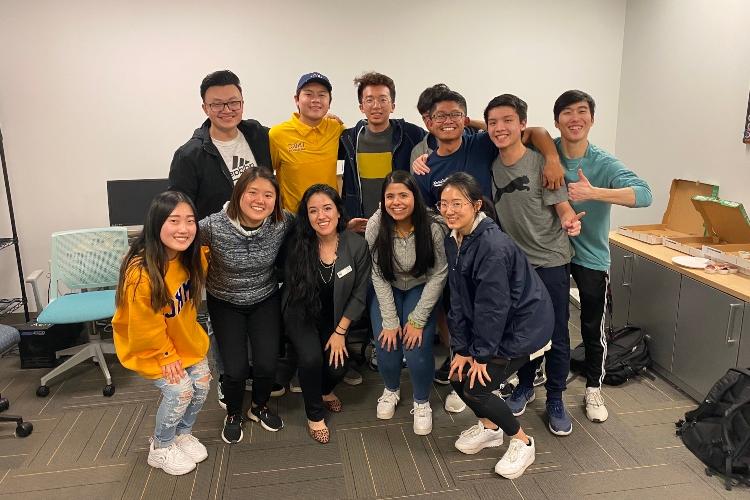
[207,292,281,416]
[451,356,530,436]
[284,303,347,422]
[571,263,608,388]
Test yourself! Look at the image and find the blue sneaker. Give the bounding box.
[546,399,573,436]
[506,386,535,416]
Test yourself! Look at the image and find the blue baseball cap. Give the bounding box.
[296,72,332,94]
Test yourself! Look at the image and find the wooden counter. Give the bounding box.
[609,232,750,302]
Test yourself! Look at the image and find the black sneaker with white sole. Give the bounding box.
[434,356,451,385]
[221,413,244,444]
[248,406,284,432]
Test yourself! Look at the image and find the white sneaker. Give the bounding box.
[444,390,466,413]
[585,387,609,423]
[289,375,302,393]
[411,402,433,435]
[454,421,504,455]
[174,434,208,463]
[147,439,196,475]
[376,388,400,419]
[495,436,535,479]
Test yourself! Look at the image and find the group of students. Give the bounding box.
[111,68,652,480]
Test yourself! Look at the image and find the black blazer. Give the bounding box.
[281,230,371,327]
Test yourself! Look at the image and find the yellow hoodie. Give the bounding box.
[113,254,208,379]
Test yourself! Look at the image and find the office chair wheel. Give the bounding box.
[15,422,33,438]
[103,384,115,397]
[0,397,9,412]
[36,386,50,397]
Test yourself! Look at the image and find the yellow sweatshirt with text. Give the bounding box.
[112,255,208,379]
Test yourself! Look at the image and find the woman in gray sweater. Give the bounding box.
[365,171,448,435]
[199,167,293,444]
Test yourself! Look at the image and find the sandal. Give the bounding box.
[323,398,342,413]
[308,425,330,444]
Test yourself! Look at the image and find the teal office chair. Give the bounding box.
[30,227,129,398]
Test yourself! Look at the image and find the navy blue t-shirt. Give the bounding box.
[415,132,497,207]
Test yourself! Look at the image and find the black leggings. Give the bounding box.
[284,302,347,422]
[451,356,530,436]
[207,292,281,416]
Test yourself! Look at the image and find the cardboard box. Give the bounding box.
[617,179,718,244]
[690,196,750,275]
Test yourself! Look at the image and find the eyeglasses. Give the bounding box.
[206,100,243,112]
[431,111,465,123]
[436,200,473,212]
[362,96,391,106]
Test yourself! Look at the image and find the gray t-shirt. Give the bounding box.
[357,126,393,217]
[492,148,573,268]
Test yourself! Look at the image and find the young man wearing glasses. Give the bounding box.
[340,72,426,225]
[169,70,271,220]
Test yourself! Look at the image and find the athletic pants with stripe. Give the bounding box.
[570,263,608,388]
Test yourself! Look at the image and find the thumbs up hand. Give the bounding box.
[567,168,596,202]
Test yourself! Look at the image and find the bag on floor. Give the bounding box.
[676,368,750,490]
[570,326,652,386]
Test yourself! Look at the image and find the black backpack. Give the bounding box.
[570,326,652,386]
[676,368,750,490]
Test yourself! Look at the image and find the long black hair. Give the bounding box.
[373,170,436,282]
[285,184,348,315]
[116,191,205,311]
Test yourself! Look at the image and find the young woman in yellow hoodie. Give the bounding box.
[112,191,209,476]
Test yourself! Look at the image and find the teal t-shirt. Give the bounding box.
[555,138,652,271]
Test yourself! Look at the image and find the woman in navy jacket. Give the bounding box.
[439,172,553,480]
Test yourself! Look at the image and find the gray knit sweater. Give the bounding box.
[199,204,293,306]
[365,209,448,329]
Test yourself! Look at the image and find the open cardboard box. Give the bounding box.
[617,179,718,244]
[691,196,750,275]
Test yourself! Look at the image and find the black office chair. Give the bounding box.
[0,324,33,437]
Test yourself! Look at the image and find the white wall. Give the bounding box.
[0,0,628,308]
[615,0,750,227]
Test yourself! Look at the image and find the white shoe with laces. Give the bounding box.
[147,438,196,475]
[411,402,432,435]
[495,436,535,479]
[174,434,208,463]
[444,390,466,413]
[376,388,400,419]
[454,420,504,455]
[585,387,609,422]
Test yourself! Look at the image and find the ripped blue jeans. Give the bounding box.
[153,357,211,448]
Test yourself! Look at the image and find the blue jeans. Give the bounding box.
[369,284,436,403]
[153,357,211,448]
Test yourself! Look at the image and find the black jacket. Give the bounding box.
[281,230,372,327]
[339,119,426,218]
[168,119,271,219]
[445,216,553,363]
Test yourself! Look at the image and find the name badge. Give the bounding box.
[337,265,352,278]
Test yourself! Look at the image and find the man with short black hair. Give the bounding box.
[340,71,426,222]
[485,93,582,437]
[553,90,652,423]
[169,70,271,220]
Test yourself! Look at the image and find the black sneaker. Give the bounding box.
[270,383,286,397]
[434,356,451,385]
[222,413,244,444]
[248,406,284,432]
